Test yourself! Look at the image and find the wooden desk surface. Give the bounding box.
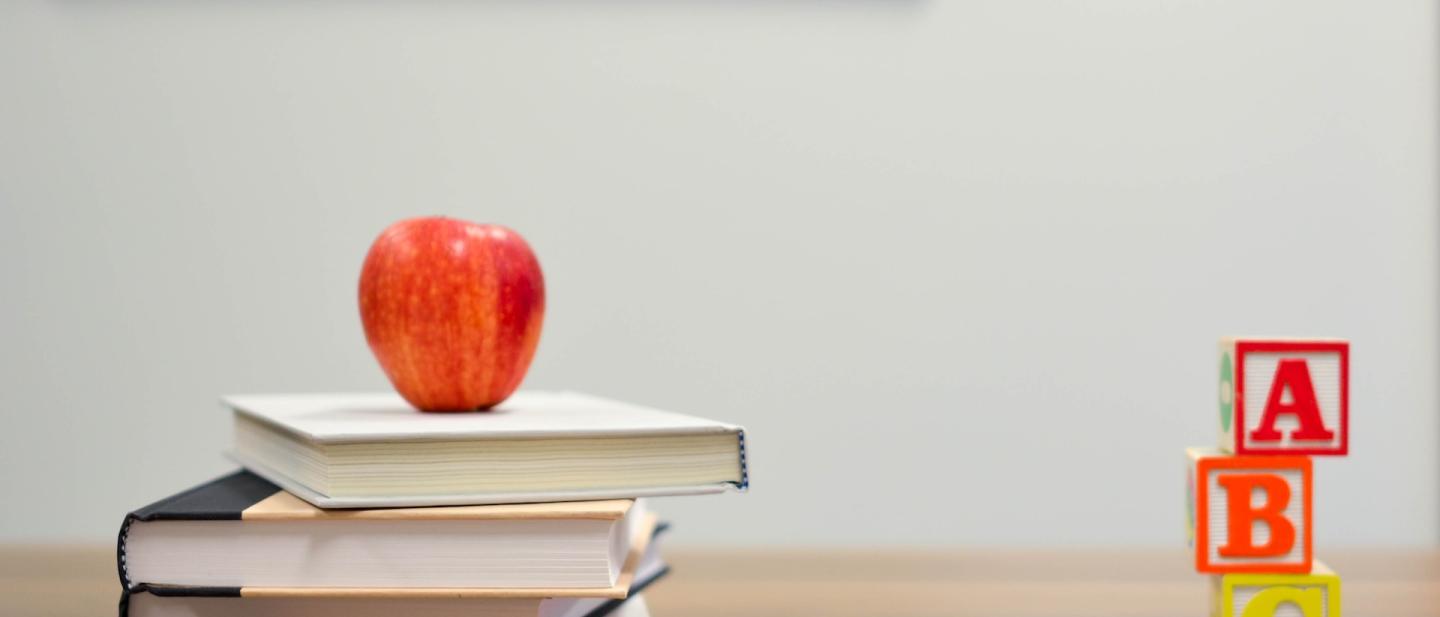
[2,547,1435,617]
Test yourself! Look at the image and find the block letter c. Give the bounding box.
[1240,586,1323,617]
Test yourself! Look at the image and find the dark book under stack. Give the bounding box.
[116,391,749,617]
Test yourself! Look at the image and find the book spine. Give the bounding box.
[736,429,750,491]
[117,471,279,592]
[116,513,135,591]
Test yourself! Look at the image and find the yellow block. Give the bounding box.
[1210,560,1340,617]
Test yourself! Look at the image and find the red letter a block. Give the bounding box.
[1218,338,1348,456]
[1188,448,1312,573]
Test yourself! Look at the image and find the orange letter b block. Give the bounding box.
[1187,448,1312,573]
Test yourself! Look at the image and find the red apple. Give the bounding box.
[358,217,545,411]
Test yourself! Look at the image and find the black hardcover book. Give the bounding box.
[118,471,670,617]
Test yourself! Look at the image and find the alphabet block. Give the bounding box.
[1218,337,1348,456]
[1209,561,1341,617]
[1187,447,1312,573]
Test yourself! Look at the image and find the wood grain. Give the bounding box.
[2,546,1435,617]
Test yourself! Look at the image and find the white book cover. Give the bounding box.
[224,391,750,508]
[225,391,742,442]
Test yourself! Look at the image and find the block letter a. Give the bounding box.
[1240,586,1323,617]
[1250,359,1334,442]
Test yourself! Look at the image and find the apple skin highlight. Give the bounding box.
[359,217,545,412]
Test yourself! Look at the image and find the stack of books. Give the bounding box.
[116,391,750,617]
[1186,337,1347,617]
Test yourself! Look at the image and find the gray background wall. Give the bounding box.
[1,1,1436,546]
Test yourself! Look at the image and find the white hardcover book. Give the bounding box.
[225,391,749,508]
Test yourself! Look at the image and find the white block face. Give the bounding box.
[1240,351,1343,453]
[1229,581,1335,617]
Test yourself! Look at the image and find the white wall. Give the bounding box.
[0,1,1435,546]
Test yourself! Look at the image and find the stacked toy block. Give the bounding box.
[1187,337,1348,617]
